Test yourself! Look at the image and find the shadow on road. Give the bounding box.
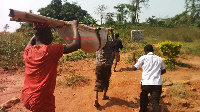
[118,67,134,72]
[96,97,139,111]
[96,97,170,112]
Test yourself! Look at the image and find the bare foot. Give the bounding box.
[102,96,109,100]
[94,100,100,107]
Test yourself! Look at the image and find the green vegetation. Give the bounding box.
[38,0,96,25]
[62,50,96,61]
[1,25,200,69]
[158,41,183,70]
[1,0,200,69]
[0,31,32,69]
[168,82,199,109]
[62,74,90,87]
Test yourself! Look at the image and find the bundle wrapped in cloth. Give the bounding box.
[9,9,113,53]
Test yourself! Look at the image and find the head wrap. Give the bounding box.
[33,23,50,29]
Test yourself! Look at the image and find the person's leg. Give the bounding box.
[94,91,100,107]
[94,66,103,107]
[102,65,111,100]
[113,59,117,72]
[140,85,150,112]
[114,52,120,72]
[102,87,109,100]
[151,85,162,112]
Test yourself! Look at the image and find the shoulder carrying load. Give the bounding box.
[9,9,113,53]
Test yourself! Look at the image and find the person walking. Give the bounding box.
[132,44,166,112]
[22,20,81,112]
[94,31,116,107]
[112,33,123,72]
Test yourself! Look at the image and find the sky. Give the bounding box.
[0,0,185,32]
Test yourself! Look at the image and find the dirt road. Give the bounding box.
[1,52,200,112]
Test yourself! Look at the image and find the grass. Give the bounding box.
[62,74,90,87]
[61,49,96,62]
[167,82,199,110]
[182,42,200,56]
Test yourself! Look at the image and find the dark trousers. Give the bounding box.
[140,85,162,112]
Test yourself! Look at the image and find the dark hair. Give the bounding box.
[34,28,53,45]
[114,33,119,38]
[144,44,154,52]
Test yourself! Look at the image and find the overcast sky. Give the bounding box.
[0,0,185,32]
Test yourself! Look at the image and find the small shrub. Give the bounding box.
[63,50,96,61]
[0,32,31,68]
[125,56,132,64]
[158,41,183,70]
[63,74,90,87]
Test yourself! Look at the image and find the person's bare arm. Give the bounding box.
[63,39,81,54]
[63,20,81,54]
[27,36,36,46]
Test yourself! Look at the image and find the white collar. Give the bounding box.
[147,52,154,55]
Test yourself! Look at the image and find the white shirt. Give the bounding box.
[134,52,165,85]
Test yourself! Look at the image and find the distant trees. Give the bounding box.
[104,12,116,27]
[112,0,149,24]
[126,0,149,23]
[185,0,200,24]
[38,0,96,25]
[3,24,9,32]
[169,0,200,26]
[95,4,108,25]
[114,4,128,23]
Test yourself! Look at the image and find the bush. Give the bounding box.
[0,32,32,69]
[158,41,183,70]
[63,74,90,87]
[62,50,96,61]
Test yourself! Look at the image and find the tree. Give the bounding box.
[95,4,107,25]
[126,4,137,23]
[3,24,9,32]
[38,0,96,25]
[83,15,97,25]
[114,4,128,23]
[105,12,116,27]
[171,11,191,25]
[127,0,149,23]
[114,0,149,24]
[185,0,200,23]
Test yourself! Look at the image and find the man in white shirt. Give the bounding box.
[132,44,166,112]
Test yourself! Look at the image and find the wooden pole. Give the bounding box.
[9,9,65,27]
